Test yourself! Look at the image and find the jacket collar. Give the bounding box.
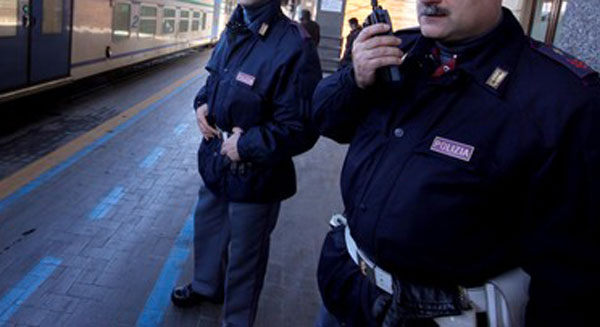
[228,0,283,37]
[407,8,526,97]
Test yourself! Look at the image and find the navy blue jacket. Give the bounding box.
[194,1,321,203]
[313,9,599,325]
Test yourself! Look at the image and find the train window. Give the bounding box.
[112,3,131,41]
[42,0,62,34]
[139,6,157,38]
[201,12,207,30]
[0,0,18,37]
[162,8,176,34]
[192,12,200,32]
[179,10,189,33]
[141,6,157,17]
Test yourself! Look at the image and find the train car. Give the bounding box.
[0,0,236,102]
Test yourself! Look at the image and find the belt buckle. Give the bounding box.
[214,125,229,140]
[358,252,393,294]
[357,253,376,281]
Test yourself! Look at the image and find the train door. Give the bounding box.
[0,0,28,91]
[29,0,72,83]
[0,0,72,93]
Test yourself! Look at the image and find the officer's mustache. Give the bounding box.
[420,5,450,17]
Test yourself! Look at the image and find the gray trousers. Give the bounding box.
[191,184,280,327]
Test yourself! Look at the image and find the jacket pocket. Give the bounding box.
[197,138,230,189]
[222,80,265,131]
[410,134,505,182]
[225,161,270,201]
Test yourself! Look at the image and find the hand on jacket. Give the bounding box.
[221,127,243,162]
[352,24,404,89]
[196,103,219,140]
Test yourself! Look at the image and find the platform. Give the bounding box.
[0,49,347,327]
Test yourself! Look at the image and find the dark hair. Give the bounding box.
[349,17,358,25]
[301,9,311,20]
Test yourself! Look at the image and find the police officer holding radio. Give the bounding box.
[313,0,599,326]
[169,0,321,326]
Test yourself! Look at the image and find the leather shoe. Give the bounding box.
[171,284,223,307]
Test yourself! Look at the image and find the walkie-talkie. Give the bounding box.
[364,0,402,83]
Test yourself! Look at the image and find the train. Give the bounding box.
[0,0,237,102]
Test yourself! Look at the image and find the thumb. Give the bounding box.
[232,127,244,134]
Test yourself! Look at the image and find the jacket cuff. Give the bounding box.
[236,132,250,161]
[193,99,206,111]
[341,66,366,99]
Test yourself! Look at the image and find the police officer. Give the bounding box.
[170,0,321,325]
[312,0,599,326]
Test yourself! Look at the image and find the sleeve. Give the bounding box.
[193,82,208,111]
[315,24,320,46]
[193,39,223,111]
[311,64,368,144]
[523,91,600,302]
[347,33,356,57]
[340,34,353,66]
[236,38,323,165]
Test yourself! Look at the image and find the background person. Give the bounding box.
[300,9,321,46]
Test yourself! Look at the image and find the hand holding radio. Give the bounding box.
[352,25,404,89]
[352,0,405,89]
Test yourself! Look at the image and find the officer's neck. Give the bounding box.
[242,0,273,25]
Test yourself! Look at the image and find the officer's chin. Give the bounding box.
[419,23,450,40]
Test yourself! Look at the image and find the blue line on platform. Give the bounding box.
[0,73,205,215]
[89,186,125,220]
[173,123,189,137]
[140,147,165,169]
[0,257,62,325]
[136,212,194,327]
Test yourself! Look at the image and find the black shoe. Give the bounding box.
[171,284,223,307]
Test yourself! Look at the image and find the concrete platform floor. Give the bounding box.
[0,49,347,327]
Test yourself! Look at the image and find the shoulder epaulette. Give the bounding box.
[529,39,598,80]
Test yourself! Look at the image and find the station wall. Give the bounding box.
[555,0,600,71]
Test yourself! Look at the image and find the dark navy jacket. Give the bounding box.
[194,1,321,203]
[313,9,599,326]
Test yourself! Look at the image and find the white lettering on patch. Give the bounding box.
[430,137,475,162]
[236,72,255,87]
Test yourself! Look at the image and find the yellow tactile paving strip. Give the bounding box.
[0,68,203,201]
